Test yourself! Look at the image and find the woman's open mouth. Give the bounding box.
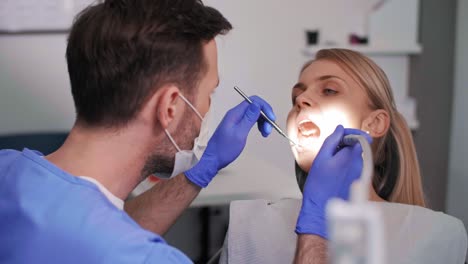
[294,119,321,153]
[298,120,321,138]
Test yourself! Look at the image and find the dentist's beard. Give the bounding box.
[139,109,200,182]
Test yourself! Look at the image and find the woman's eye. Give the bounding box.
[323,88,338,95]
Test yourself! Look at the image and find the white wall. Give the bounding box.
[0,34,75,135]
[447,0,468,240]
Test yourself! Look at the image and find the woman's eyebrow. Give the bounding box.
[293,75,347,91]
[292,82,307,91]
[317,75,347,84]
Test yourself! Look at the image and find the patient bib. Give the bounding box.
[220,198,467,264]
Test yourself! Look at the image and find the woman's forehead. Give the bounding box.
[299,59,362,90]
[300,60,346,80]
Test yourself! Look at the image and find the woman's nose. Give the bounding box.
[296,94,314,109]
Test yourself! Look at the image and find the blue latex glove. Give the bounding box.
[295,125,372,239]
[185,96,275,188]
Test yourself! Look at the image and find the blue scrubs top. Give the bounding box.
[0,149,192,264]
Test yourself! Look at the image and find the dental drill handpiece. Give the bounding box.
[339,134,373,203]
[233,86,300,146]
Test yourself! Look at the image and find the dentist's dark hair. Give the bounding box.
[66,0,231,127]
[296,49,426,208]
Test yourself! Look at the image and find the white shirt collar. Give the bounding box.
[79,176,124,210]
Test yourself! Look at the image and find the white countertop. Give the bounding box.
[131,153,302,207]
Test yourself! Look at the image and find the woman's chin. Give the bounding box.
[290,135,321,170]
[295,152,317,172]
[297,161,312,174]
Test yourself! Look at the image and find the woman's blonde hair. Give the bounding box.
[297,49,426,207]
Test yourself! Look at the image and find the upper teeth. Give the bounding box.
[298,120,318,137]
[299,120,311,125]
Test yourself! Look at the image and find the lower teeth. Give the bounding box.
[300,129,317,137]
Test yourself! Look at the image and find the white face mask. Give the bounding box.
[155,93,212,179]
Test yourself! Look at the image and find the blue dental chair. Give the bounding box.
[0,132,68,155]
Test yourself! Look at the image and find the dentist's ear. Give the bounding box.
[156,86,182,129]
[140,85,182,130]
[361,109,390,138]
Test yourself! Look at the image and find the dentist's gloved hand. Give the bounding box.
[295,125,372,239]
[185,96,275,188]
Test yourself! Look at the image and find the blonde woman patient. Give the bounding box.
[219,49,467,264]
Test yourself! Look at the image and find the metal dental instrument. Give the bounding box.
[233,86,300,146]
